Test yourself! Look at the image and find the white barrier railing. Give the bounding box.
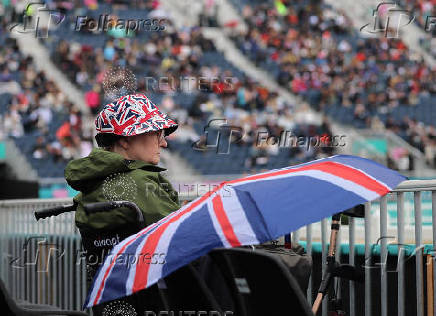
[1,180,436,315]
[295,179,436,316]
[0,198,84,311]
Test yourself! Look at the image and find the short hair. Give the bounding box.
[95,133,125,148]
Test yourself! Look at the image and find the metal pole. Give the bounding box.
[31,235,36,304]
[26,208,31,303]
[415,191,424,316]
[306,224,313,304]
[0,207,4,288]
[41,219,48,305]
[81,244,87,313]
[69,235,74,309]
[75,236,81,310]
[63,236,68,309]
[13,207,18,300]
[397,192,405,316]
[53,235,58,307]
[20,210,25,302]
[8,208,12,292]
[36,214,41,305]
[365,202,372,316]
[349,217,356,316]
[380,196,388,316]
[321,218,328,316]
[432,191,436,316]
[292,229,300,246]
[335,226,342,301]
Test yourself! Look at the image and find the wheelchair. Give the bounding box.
[31,200,320,316]
[33,201,224,316]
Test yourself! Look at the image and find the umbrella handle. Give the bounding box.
[313,291,324,314]
[312,213,341,314]
[328,213,341,256]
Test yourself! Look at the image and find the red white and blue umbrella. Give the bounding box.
[84,154,406,308]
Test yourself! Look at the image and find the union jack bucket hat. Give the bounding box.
[94,94,178,147]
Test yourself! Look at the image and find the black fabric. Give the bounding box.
[92,284,165,316]
[198,245,312,314]
[159,263,223,313]
[208,248,314,316]
[196,255,237,313]
[252,244,312,294]
[79,223,143,289]
[79,224,167,315]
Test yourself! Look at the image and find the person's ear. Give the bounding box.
[118,137,130,150]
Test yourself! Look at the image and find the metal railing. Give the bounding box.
[1,180,436,315]
[293,179,436,316]
[0,198,85,311]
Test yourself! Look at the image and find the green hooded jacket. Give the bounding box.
[64,148,181,231]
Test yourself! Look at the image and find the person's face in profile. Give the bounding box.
[122,130,167,165]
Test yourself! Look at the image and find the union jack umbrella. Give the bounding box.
[85,155,406,308]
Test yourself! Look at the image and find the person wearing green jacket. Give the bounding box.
[65,146,180,232]
[64,93,180,315]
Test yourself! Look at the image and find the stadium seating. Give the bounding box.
[228,0,436,152]
[35,2,332,177]
[0,0,345,184]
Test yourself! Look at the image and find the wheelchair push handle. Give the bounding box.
[34,204,76,221]
[84,201,145,226]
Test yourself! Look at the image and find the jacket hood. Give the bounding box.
[64,148,166,192]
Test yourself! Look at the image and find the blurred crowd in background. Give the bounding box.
[398,0,436,58]
[227,0,436,170]
[0,0,435,175]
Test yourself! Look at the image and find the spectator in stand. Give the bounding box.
[3,104,24,137]
[246,141,269,169]
[103,40,116,61]
[0,66,12,82]
[32,136,48,159]
[85,84,101,114]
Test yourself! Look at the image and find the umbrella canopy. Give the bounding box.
[85,154,406,308]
